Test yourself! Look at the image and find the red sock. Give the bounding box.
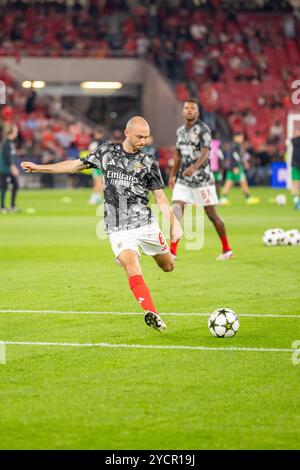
[170,240,179,256]
[129,275,158,314]
[221,236,231,253]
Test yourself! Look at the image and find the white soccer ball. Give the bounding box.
[263,228,285,246]
[283,229,300,246]
[275,194,287,205]
[208,308,240,338]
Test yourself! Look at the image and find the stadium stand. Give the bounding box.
[1,0,300,185]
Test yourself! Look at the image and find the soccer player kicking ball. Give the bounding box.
[169,99,233,261]
[21,117,182,332]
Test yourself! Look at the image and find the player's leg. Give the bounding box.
[219,178,233,205]
[153,252,175,272]
[213,171,222,198]
[291,167,300,210]
[170,200,185,257]
[10,175,19,211]
[171,182,192,258]
[291,181,300,209]
[204,205,233,260]
[117,249,166,331]
[118,249,142,278]
[0,174,8,212]
[240,177,260,205]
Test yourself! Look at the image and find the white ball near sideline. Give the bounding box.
[275,194,287,205]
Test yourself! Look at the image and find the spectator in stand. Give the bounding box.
[251,130,266,150]
[25,90,37,113]
[1,105,14,123]
[143,135,157,159]
[190,23,207,41]
[158,144,173,185]
[243,109,257,128]
[66,141,79,189]
[55,122,74,153]
[0,66,14,87]
[136,33,150,57]
[228,111,244,134]
[268,120,284,145]
[111,129,123,143]
[283,16,296,39]
[162,40,177,79]
[74,124,92,150]
[40,150,56,188]
[270,93,283,109]
[209,58,224,82]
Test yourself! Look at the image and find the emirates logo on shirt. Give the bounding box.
[107,170,139,187]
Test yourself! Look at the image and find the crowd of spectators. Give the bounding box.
[0,65,93,185]
[0,64,177,187]
[1,0,300,186]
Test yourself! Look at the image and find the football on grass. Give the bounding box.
[208,308,240,338]
[263,228,285,246]
[283,229,300,246]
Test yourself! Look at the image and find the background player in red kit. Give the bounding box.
[21,117,183,332]
[169,100,233,261]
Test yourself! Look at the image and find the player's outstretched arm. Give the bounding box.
[21,159,87,174]
[153,189,183,242]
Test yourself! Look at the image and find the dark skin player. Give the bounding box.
[169,101,230,254]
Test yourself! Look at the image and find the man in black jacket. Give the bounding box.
[0,125,20,213]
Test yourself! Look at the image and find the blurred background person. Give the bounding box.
[290,128,300,210]
[40,150,56,189]
[66,141,80,190]
[210,132,224,198]
[143,134,157,158]
[219,133,260,206]
[0,125,20,213]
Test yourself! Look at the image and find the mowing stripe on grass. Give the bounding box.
[0,342,6,364]
[0,309,300,319]
[3,341,297,353]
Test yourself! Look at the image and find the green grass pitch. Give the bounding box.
[0,187,300,450]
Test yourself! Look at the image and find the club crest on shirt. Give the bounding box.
[134,162,143,173]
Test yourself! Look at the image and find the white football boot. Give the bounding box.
[216,250,234,261]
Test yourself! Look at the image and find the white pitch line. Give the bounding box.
[0,309,300,319]
[2,341,296,353]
